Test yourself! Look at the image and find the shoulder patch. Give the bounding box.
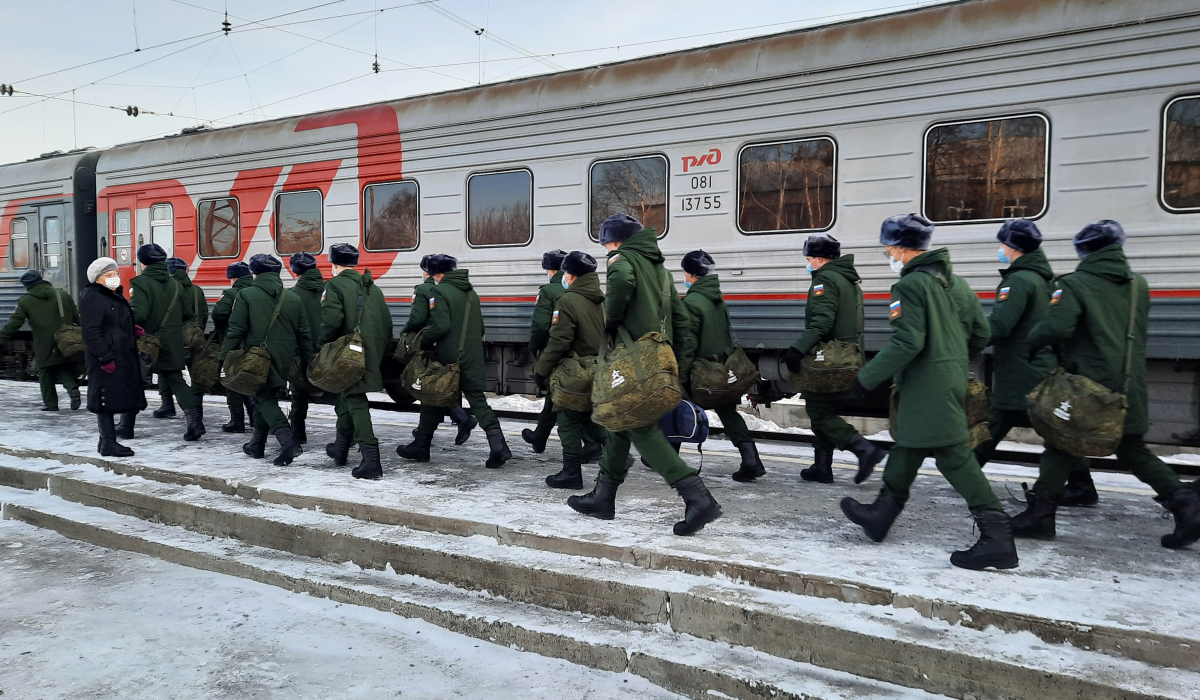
[889,299,902,320]
[812,283,825,297]
[997,286,1011,302]
[551,310,560,325]
[1051,289,1063,305]
[610,254,620,263]
[429,297,436,309]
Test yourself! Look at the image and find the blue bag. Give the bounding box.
[658,399,709,444]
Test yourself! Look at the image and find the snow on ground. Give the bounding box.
[0,518,681,700]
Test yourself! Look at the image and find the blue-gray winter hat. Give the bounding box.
[1074,219,1125,259]
[166,257,188,274]
[225,261,252,279]
[136,243,168,265]
[562,251,597,276]
[997,220,1042,254]
[879,214,934,250]
[802,234,841,259]
[542,249,568,271]
[426,254,458,275]
[249,253,282,275]
[681,250,716,277]
[420,254,434,273]
[598,214,643,245]
[289,252,317,274]
[329,243,360,267]
[19,269,43,290]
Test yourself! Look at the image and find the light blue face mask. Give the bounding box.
[806,263,814,275]
[561,278,570,290]
[997,248,1011,264]
[684,281,692,289]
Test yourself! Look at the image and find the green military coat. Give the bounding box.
[401,276,435,334]
[0,281,79,368]
[1026,244,1150,434]
[287,267,324,361]
[219,272,312,390]
[988,248,1057,410]
[130,262,195,372]
[171,269,209,332]
[211,275,253,342]
[529,271,567,353]
[319,268,393,395]
[421,269,487,392]
[533,272,606,378]
[790,255,862,355]
[679,274,734,384]
[604,227,694,367]
[856,248,991,448]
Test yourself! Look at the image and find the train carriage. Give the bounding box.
[2,0,1199,442]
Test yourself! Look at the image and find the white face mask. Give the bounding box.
[889,258,905,274]
[102,276,121,290]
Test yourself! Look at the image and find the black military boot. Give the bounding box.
[1060,469,1099,507]
[1161,487,1200,550]
[485,428,512,469]
[243,428,267,458]
[951,510,1019,570]
[116,412,136,440]
[272,428,303,466]
[731,442,766,482]
[182,408,205,442]
[222,402,246,433]
[448,406,477,445]
[397,431,433,462]
[1011,487,1058,540]
[153,394,176,418]
[97,413,134,457]
[521,424,552,454]
[801,448,834,483]
[568,475,618,520]
[546,453,583,489]
[581,435,604,464]
[846,434,886,484]
[326,431,354,466]
[291,417,307,445]
[671,475,723,536]
[69,387,82,411]
[840,491,905,542]
[352,444,383,480]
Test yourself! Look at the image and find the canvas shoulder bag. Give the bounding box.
[796,276,864,394]
[137,279,180,369]
[189,325,221,391]
[221,291,285,396]
[52,289,86,362]
[689,299,759,409]
[401,296,471,407]
[550,351,599,413]
[182,287,206,352]
[308,282,369,394]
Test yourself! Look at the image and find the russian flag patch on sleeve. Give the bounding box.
[889,299,902,319]
[1051,289,1063,305]
[813,284,825,297]
[552,310,560,325]
[998,286,1011,302]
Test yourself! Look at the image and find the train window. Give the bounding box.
[275,190,324,255]
[150,203,173,248]
[9,219,28,269]
[923,114,1048,223]
[467,169,532,247]
[737,138,836,234]
[113,209,133,265]
[1162,95,1200,212]
[42,217,61,269]
[197,198,241,259]
[589,155,668,241]
[363,181,419,251]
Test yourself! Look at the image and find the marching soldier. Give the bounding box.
[152,258,208,420]
[130,243,206,441]
[212,262,255,433]
[320,243,393,479]
[397,254,512,469]
[220,254,313,466]
[400,254,476,445]
[532,251,606,489]
[567,214,721,537]
[286,252,324,444]
[780,235,885,484]
[841,214,1017,570]
[522,249,568,453]
[0,270,81,411]
[679,250,766,482]
[1018,220,1200,548]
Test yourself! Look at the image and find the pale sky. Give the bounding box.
[1,0,954,164]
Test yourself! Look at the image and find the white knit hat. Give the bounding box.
[87,257,119,283]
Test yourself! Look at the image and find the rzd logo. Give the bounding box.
[681,148,721,172]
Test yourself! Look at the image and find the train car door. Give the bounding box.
[139,201,174,259]
[36,204,69,293]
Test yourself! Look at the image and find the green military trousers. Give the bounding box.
[38,365,77,409]
[599,423,697,486]
[535,394,557,434]
[253,390,289,432]
[160,377,205,404]
[289,388,312,426]
[805,393,858,452]
[334,392,377,446]
[974,407,1090,472]
[1034,434,1182,498]
[156,370,196,410]
[711,405,752,446]
[556,409,605,457]
[416,389,501,436]
[882,442,1004,514]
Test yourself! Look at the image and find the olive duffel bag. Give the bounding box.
[189,333,221,389]
[966,375,991,449]
[308,283,367,394]
[220,292,285,396]
[399,299,472,408]
[591,327,682,433]
[688,302,759,409]
[549,355,598,412]
[51,289,86,362]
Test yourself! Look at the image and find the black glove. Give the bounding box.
[849,376,868,401]
[781,347,804,374]
[534,373,548,392]
[604,319,621,338]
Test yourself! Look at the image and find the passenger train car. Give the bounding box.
[2,0,1199,442]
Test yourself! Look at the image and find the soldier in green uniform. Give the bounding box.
[152,258,208,419]
[841,215,1017,570]
[780,235,885,484]
[220,254,312,466]
[320,244,393,479]
[400,254,476,445]
[678,250,766,482]
[397,254,512,469]
[130,244,206,441]
[0,270,81,411]
[532,251,606,489]
[212,262,255,433]
[1017,221,1200,549]
[567,214,721,537]
[522,250,568,452]
[285,252,324,444]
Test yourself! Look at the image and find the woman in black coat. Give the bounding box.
[81,257,147,456]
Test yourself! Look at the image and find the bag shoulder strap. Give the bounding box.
[457,295,473,361]
[352,280,365,332]
[155,280,181,333]
[260,291,287,348]
[1123,275,1138,395]
[55,288,67,323]
[854,281,865,347]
